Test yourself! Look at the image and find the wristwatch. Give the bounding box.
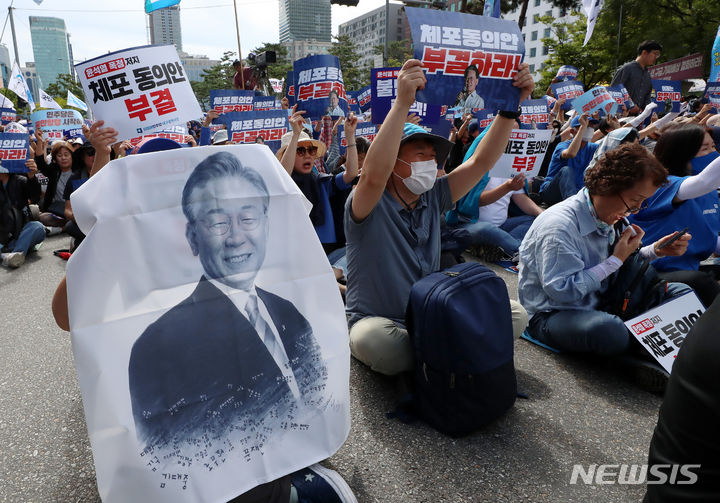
[498,107,522,120]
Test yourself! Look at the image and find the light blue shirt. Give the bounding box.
[518,189,613,317]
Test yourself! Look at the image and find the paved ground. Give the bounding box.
[0,235,662,502]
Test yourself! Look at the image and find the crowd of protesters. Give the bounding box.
[2,35,718,501]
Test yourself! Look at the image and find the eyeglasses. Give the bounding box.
[618,194,648,214]
[195,210,264,236]
[296,145,318,156]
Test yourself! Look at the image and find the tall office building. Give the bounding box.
[149,5,183,51]
[0,44,11,87]
[29,16,71,89]
[338,3,407,69]
[278,0,331,43]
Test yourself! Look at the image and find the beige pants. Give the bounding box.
[349,299,528,376]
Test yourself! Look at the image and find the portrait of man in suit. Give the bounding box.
[128,151,327,449]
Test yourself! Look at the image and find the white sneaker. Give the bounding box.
[1,252,25,268]
[45,226,63,236]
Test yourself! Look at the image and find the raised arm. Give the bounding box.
[447,62,535,202]
[88,121,119,177]
[351,59,426,221]
[561,113,588,159]
[342,112,359,184]
[279,110,306,176]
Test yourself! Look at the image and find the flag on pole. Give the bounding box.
[582,0,604,47]
[710,25,720,83]
[0,93,14,110]
[483,0,501,18]
[144,0,181,13]
[7,62,36,111]
[39,88,62,109]
[66,90,88,111]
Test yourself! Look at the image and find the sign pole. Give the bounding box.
[233,0,245,90]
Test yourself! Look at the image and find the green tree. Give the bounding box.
[190,51,236,110]
[536,0,720,96]
[329,34,369,90]
[373,39,414,68]
[535,13,615,94]
[0,88,21,110]
[45,73,85,101]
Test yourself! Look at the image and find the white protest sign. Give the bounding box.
[67,145,350,502]
[75,45,202,142]
[489,128,553,178]
[624,292,705,373]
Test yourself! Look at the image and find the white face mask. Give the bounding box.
[395,158,438,195]
[582,128,595,142]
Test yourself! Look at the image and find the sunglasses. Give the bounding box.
[296,145,318,156]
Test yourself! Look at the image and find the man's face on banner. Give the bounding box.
[185,176,269,291]
[465,69,478,94]
[330,92,339,108]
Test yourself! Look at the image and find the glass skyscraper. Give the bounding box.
[278,0,331,43]
[149,5,183,51]
[29,16,71,89]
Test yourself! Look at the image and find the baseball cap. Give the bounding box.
[212,129,229,145]
[400,122,452,165]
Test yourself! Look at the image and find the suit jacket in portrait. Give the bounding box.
[128,277,327,448]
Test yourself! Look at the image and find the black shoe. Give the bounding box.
[290,464,357,503]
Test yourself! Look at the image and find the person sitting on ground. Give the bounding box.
[629,125,720,307]
[32,132,78,233]
[519,143,691,356]
[63,141,95,251]
[539,113,600,206]
[279,110,358,257]
[0,157,44,269]
[345,59,534,376]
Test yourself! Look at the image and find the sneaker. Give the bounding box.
[290,463,358,503]
[45,226,63,236]
[1,252,25,268]
[631,359,669,394]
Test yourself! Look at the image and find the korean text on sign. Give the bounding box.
[488,128,553,178]
[0,133,30,174]
[75,44,202,141]
[293,54,348,118]
[406,7,525,113]
[210,90,255,114]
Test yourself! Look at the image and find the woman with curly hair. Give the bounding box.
[518,143,691,355]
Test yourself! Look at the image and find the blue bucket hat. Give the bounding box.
[400,122,452,165]
[135,137,185,155]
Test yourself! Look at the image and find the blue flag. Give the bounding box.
[483,0,501,18]
[370,67,442,125]
[405,7,525,113]
[145,0,181,14]
[0,133,30,174]
[710,25,720,83]
[66,90,88,112]
[223,110,289,153]
[293,55,348,119]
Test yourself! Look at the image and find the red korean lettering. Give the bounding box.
[421,47,447,74]
[445,49,471,76]
[125,94,153,121]
[150,88,177,115]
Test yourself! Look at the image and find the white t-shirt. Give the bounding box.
[476,177,524,226]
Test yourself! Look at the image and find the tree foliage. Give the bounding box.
[535,0,720,97]
[329,34,369,90]
[190,51,237,110]
[374,39,414,69]
[45,74,85,101]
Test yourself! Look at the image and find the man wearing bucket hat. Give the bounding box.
[344,59,534,376]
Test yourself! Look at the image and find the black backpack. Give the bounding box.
[0,186,23,249]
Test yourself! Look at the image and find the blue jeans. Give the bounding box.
[461,215,535,255]
[327,247,347,274]
[527,282,692,355]
[7,221,46,256]
[540,165,578,206]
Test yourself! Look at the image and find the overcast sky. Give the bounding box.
[1,0,391,67]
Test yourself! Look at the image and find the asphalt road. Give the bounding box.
[0,235,662,502]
